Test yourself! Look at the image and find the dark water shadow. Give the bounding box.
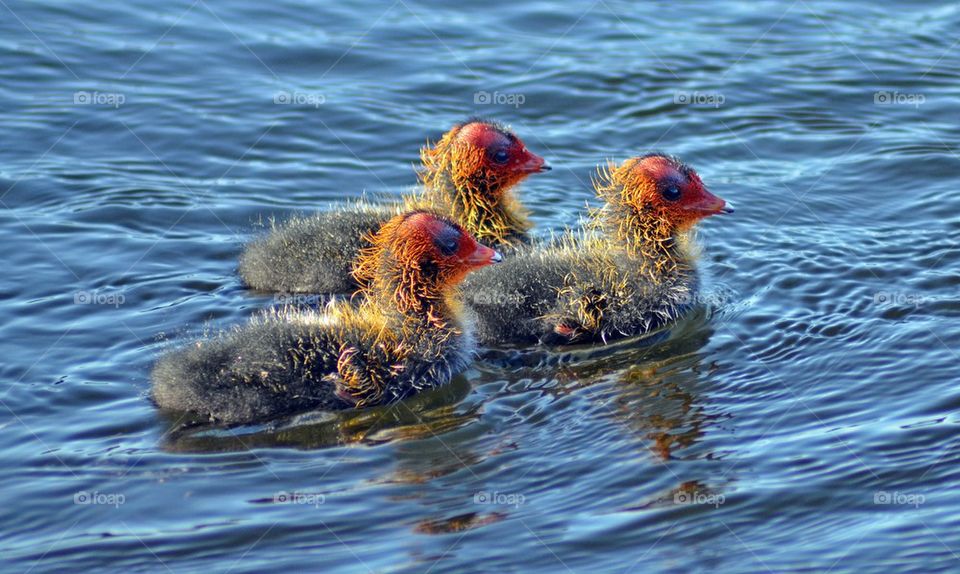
[157,375,476,452]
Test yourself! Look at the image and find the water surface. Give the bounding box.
[2,0,959,572]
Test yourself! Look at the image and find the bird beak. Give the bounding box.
[464,244,502,267]
[518,150,551,174]
[684,187,732,216]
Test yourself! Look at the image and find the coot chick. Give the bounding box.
[238,119,547,294]
[153,211,501,424]
[463,154,731,346]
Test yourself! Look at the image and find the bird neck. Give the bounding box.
[594,203,693,284]
[388,283,460,331]
[417,143,530,248]
[592,164,695,284]
[356,258,462,333]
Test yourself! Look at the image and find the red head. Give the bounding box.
[398,210,502,282]
[609,154,732,232]
[456,120,549,183]
[423,119,550,197]
[354,211,502,309]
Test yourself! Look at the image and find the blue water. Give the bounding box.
[2,0,960,572]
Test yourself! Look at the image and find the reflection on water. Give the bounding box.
[414,511,507,534]
[161,376,476,451]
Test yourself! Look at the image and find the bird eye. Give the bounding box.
[492,149,510,164]
[435,230,460,256]
[661,185,681,201]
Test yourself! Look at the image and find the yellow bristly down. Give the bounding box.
[413,126,531,248]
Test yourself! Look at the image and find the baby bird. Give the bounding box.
[153,211,501,424]
[462,154,732,346]
[239,119,548,294]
